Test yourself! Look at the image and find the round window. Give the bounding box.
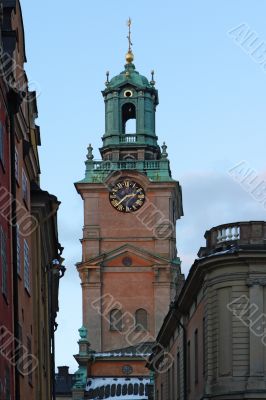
[122,365,133,375]
[124,90,133,98]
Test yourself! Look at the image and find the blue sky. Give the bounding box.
[21,0,266,371]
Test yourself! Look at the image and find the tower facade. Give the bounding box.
[73,24,183,399]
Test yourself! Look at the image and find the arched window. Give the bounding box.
[110,309,122,331]
[135,309,148,331]
[122,103,136,134]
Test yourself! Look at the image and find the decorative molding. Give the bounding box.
[246,277,266,287]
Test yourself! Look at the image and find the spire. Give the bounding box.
[125,17,134,64]
[150,70,155,86]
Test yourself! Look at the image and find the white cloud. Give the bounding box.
[177,169,266,275]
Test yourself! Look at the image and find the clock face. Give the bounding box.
[109,179,145,213]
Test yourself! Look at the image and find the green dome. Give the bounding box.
[107,63,152,90]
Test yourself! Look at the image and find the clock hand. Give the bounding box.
[116,193,136,206]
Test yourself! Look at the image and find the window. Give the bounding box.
[110,309,122,331]
[177,352,180,399]
[24,239,30,292]
[17,225,21,275]
[5,367,10,399]
[172,361,175,400]
[22,169,28,203]
[1,226,7,297]
[167,368,170,400]
[125,118,136,133]
[27,336,32,384]
[122,102,136,134]
[195,329,198,384]
[15,148,19,181]
[135,309,148,331]
[203,317,206,376]
[42,326,47,370]
[17,323,24,364]
[0,122,4,165]
[187,341,191,393]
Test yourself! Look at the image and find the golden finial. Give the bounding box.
[125,17,134,64]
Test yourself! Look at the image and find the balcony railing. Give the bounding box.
[119,134,137,143]
[198,221,266,257]
[88,160,164,172]
[217,226,240,243]
[82,158,172,183]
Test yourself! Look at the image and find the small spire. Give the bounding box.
[161,142,168,159]
[127,17,133,52]
[105,71,110,87]
[150,70,155,86]
[86,144,94,160]
[125,18,134,64]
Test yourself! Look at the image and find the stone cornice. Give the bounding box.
[246,277,266,287]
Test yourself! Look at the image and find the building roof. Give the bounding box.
[105,63,153,92]
[55,367,75,395]
[86,377,150,399]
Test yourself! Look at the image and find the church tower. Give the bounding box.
[72,20,184,399]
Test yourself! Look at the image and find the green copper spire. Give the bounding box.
[77,21,174,184]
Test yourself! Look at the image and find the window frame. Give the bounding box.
[177,351,180,399]
[22,169,28,204]
[24,239,30,293]
[17,225,21,276]
[187,341,191,393]
[195,329,199,384]
[27,336,33,385]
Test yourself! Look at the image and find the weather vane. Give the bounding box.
[127,17,133,52]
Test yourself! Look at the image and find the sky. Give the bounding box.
[20,0,266,372]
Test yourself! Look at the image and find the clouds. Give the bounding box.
[177,168,266,276]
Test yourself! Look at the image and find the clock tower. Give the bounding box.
[72,20,184,399]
